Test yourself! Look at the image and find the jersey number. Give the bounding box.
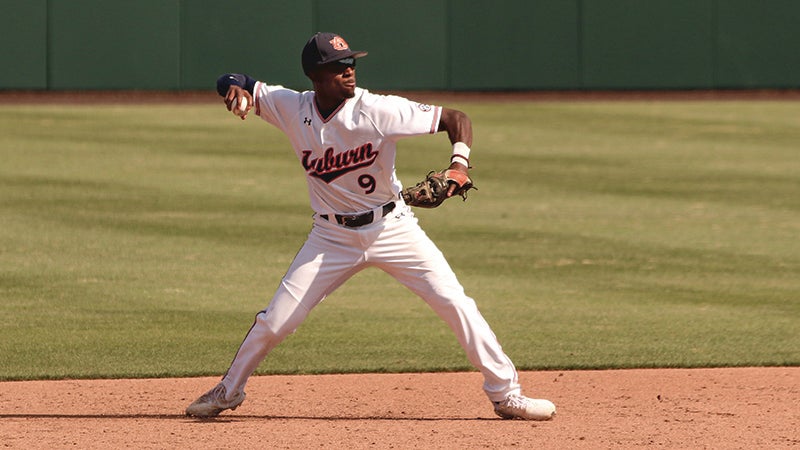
[358,174,376,194]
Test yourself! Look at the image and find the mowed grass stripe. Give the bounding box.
[0,101,797,380]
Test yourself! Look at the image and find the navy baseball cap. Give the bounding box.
[302,32,368,76]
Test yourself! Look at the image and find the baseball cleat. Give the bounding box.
[185,383,245,418]
[493,394,556,420]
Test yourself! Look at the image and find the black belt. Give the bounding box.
[320,202,395,228]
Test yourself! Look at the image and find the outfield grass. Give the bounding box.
[1,100,798,380]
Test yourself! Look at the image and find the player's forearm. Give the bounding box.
[438,108,473,147]
[216,73,257,97]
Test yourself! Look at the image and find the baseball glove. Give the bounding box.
[401,169,476,208]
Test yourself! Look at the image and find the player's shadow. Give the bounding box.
[0,413,495,422]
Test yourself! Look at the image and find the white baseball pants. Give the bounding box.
[220,203,521,402]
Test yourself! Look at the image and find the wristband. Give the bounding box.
[451,142,471,167]
[216,73,257,97]
[450,155,469,167]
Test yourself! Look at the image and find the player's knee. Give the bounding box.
[257,298,310,338]
[453,295,479,313]
[426,291,478,315]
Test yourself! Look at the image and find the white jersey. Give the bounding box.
[253,83,442,216]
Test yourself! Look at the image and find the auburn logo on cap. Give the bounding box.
[329,36,350,51]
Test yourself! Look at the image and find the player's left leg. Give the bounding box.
[371,214,555,419]
[370,213,520,401]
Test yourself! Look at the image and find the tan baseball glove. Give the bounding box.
[401,169,476,208]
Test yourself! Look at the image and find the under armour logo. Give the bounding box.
[303,117,312,126]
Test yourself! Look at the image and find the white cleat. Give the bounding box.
[185,383,245,418]
[493,394,556,420]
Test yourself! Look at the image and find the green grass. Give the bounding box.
[1,100,798,380]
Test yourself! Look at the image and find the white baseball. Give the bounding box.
[233,96,248,116]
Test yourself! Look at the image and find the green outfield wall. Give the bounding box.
[2,0,799,91]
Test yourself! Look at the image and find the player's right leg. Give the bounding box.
[185,288,317,418]
[186,225,364,417]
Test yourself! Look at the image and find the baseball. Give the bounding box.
[233,97,248,116]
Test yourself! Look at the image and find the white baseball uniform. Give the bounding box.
[218,83,522,402]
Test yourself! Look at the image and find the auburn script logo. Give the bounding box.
[302,143,377,183]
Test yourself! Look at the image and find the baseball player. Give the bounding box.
[185,32,556,421]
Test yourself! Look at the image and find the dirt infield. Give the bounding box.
[1,368,797,449]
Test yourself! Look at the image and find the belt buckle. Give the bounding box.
[340,214,362,227]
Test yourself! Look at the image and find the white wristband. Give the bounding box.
[450,155,469,167]
[451,142,471,167]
